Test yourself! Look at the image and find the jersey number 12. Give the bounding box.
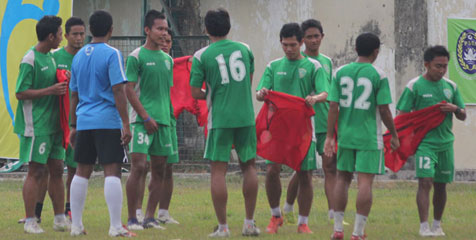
[216,50,246,84]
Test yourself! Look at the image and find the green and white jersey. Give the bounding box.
[396,76,465,150]
[14,46,60,136]
[126,46,173,125]
[52,47,73,71]
[190,39,255,129]
[328,62,392,150]
[302,52,333,133]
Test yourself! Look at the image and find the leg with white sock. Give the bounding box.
[333,170,353,233]
[103,163,123,231]
[70,163,93,231]
[353,172,375,237]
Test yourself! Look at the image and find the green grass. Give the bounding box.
[1,176,476,239]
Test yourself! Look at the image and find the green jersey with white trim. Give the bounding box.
[328,62,392,150]
[396,76,465,150]
[52,47,73,71]
[126,46,173,125]
[190,39,255,129]
[14,46,60,136]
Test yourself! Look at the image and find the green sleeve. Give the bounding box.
[396,87,415,112]
[15,63,34,93]
[190,57,205,88]
[453,87,466,109]
[376,77,392,105]
[314,67,329,94]
[125,56,139,83]
[256,65,273,91]
[327,74,340,103]
[249,48,255,74]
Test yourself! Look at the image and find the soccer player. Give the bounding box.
[324,32,399,240]
[256,23,329,234]
[69,10,133,237]
[14,15,69,234]
[190,8,260,237]
[125,9,173,230]
[396,46,466,237]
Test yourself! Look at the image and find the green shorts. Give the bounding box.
[64,145,77,168]
[265,141,317,171]
[204,126,256,162]
[167,126,179,164]
[337,147,385,174]
[315,132,326,155]
[415,145,454,183]
[19,132,65,164]
[130,123,173,157]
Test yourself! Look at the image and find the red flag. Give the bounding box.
[384,103,446,172]
[256,91,315,171]
[57,69,69,149]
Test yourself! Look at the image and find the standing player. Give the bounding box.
[14,15,69,234]
[69,10,133,237]
[125,9,173,230]
[396,46,466,237]
[324,33,399,240]
[256,23,328,234]
[190,8,260,237]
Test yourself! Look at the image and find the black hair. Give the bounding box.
[167,29,173,38]
[356,32,380,57]
[301,19,323,35]
[36,15,62,41]
[89,10,113,37]
[144,9,166,29]
[280,23,303,42]
[65,17,85,34]
[204,8,231,37]
[424,45,450,62]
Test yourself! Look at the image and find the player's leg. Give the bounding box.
[126,153,148,229]
[283,172,298,224]
[265,162,283,234]
[158,126,179,224]
[431,147,454,236]
[34,169,48,222]
[23,161,47,233]
[64,145,77,218]
[415,146,437,236]
[317,132,338,220]
[135,161,149,223]
[296,142,316,233]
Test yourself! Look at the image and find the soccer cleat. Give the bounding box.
[157,215,180,224]
[350,235,366,240]
[242,222,260,236]
[208,226,230,238]
[331,231,344,240]
[419,227,435,237]
[431,226,446,237]
[142,218,166,230]
[127,218,144,231]
[53,216,71,232]
[266,216,283,234]
[297,224,313,234]
[24,220,44,234]
[283,211,296,225]
[136,211,144,224]
[70,225,87,236]
[108,226,137,237]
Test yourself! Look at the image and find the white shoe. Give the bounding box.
[142,218,166,230]
[136,211,144,224]
[127,222,144,231]
[432,226,446,237]
[71,225,87,236]
[158,215,180,224]
[242,222,260,236]
[419,227,435,237]
[208,227,230,238]
[24,220,44,234]
[53,216,71,232]
[108,226,136,237]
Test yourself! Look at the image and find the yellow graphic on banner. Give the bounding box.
[0,0,72,160]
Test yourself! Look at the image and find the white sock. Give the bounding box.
[283,202,294,213]
[298,215,308,225]
[352,214,367,237]
[432,220,441,229]
[244,218,254,226]
[334,211,344,232]
[218,223,228,231]
[25,217,37,224]
[271,207,281,217]
[71,175,88,229]
[54,214,66,223]
[420,221,430,231]
[136,208,143,217]
[158,209,169,217]
[328,209,335,219]
[104,176,123,230]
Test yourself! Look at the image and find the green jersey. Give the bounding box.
[52,47,74,71]
[126,46,173,125]
[190,39,255,129]
[302,52,333,133]
[14,46,60,136]
[328,62,392,150]
[396,76,465,150]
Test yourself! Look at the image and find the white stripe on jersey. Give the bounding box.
[106,43,127,81]
[23,100,34,136]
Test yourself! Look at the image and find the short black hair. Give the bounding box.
[204,8,231,37]
[301,19,323,35]
[166,29,173,38]
[144,9,166,29]
[356,33,380,57]
[280,23,303,42]
[65,17,84,34]
[424,45,450,62]
[36,15,62,41]
[89,10,112,37]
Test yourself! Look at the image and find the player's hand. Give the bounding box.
[324,136,335,158]
[69,128,77,149]
[305,95,317,106]
[65,70,71,79]
[256,88,269,101]
[390,135,400,150]
[49,82,68,95]
[439,103,458,113]
[121,124,132,145]
[144,118,159,135]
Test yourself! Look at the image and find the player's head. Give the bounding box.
[280,23,303,60]
[301,19,324,52]
[423,45,450,81]
[144,10,168,46]
[355,32,380,61]
[204,8,231,37]
[89,10,113,38]
[65,17,85,50]
[160,29,173,54]
[36,15,63,49]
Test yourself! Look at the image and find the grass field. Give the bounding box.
[1,175,475,239]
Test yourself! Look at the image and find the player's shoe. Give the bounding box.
[419,227,435,237]
[108,226,137,237]
[350,235,366,240]
[142,218,166,230]
[331,231,344,240]
[283,211,296,225]
[70,225,87,236]
[208,226,230,238]
[297,224,313,233]
[18,216,41,224]
[157,215,180,224]
[266,216,283,234]
[431,226,446,237]
[53,216,71,232]
[127,218,144,231]
[242,222,260,236]
[136,211,144,224]
[24,220,44,234]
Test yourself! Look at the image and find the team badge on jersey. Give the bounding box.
[298,68,307,78]
[323,64,330,75]
[443,88,453,100]
[85,46,94,56]
[164,60,171,70]
[456,29,476,74]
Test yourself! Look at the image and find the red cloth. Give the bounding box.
[384,103,446,172]
[170,56,208,128]
[57,69,70,149]
[256,91,315,171]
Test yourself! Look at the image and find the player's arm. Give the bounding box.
[69,91,79,148]
[305,91,328,106]
[324,101,338,157]
[256,64,272,101]
[306,65,329,106]
[379,104,400,150]
[190,55,207,100]
[441,86,467,121]
[125,82,158,134]
[112,83,131,145]
[191,87,206,99]
[16,82,68,100]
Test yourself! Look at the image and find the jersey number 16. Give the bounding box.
[215,50,246,84]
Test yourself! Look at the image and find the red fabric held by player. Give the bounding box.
[57,69,70,149]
